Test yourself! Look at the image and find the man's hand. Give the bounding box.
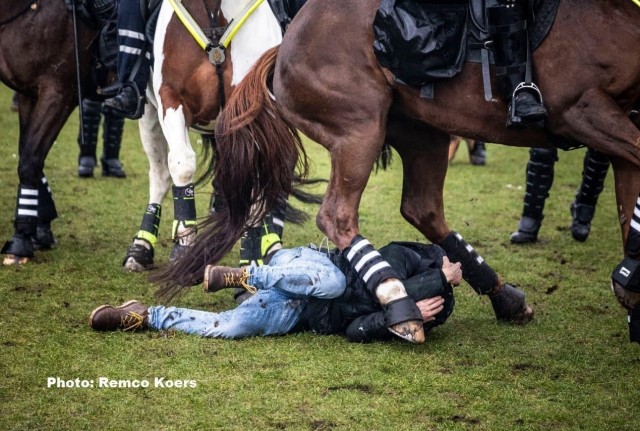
[441,256,462,286]
[416,296,445,322]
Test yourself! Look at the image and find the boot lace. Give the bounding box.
[121,311,146,331]
[223,268,256,294]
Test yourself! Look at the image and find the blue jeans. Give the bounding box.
[148,247,346,339]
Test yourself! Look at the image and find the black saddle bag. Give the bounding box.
[373,0,468,86]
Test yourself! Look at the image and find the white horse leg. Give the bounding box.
[160,105,197,259]
[123,93,172,271]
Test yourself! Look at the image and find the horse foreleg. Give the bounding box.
[2,91,72,265]
[159,98,197,260]
[390,116,533,323]
[609,156,640,341]
[316,134,425,343]
[123,101,171,271]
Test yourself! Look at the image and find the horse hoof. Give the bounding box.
[33,224,57,250]
[490,283,534,324]
[611,280,640,311]
[122,243,154,272]
[3,254,29,265]
[388,320,425,344]
[170,243,189,261]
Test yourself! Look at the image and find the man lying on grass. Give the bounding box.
[90,241,461,342]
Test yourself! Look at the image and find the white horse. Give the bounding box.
[123,0,284,271]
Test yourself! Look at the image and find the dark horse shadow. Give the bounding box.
[0,0,111,264]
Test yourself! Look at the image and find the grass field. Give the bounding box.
[0,84,638,430]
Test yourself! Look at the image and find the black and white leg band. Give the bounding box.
[38,176,58,221]
[136,204,161,246]
[345,235,399,293]
[172,184,197,239]
[17,184,39,220]
[439,231,497,295]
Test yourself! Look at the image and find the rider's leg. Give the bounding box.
[102,0,149,119]
[77,99,101,178]
[101,109,127,177]
[570,148,610,241]
[510,147,557,243]
[488,0,547,127]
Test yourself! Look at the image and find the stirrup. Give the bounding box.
[508,82,546,128]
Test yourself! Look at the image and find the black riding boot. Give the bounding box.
[77,99,101,178]
[510,148,557,243]
[470,141,487,166]
[101,110,126,177]
[570,149,610,241]
[488,0,547,128]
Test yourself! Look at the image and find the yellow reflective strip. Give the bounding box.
[167,0,210,50]
[136,230,158,246]
[261,233,281,257]
[633,0,640,7]
[220,0,265,48]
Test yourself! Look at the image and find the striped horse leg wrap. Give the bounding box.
[344,235,399,295]
[439,231,498,295]
[37,176,58,222]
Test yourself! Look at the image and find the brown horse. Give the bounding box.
[0,0,104,264]
[158,0,640,343]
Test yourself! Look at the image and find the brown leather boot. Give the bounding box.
[89,300,149,331]
[203,266,256,294]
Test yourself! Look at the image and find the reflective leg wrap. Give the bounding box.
[78,99,101,159]
[37,176,57,222]
[239,210,284,266]
[135,204,161,246]
[575,149,609,207]
[171,184,196,240]
[344,235,400,296]
[438,232,497,295]
[629,308,640,344]
[522,148,556,220]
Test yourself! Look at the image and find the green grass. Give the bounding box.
[0,85,638,431]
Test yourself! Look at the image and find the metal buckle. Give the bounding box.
[208,45,226,65]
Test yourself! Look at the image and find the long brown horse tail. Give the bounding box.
[152,46,309,301]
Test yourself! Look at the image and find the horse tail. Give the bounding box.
[152,46,309,301]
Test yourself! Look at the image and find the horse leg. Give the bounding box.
[157,90,198,261]
[2,90,72,265]
[312,121,425,342]
[609,156,640,341]
[123,98,170,271]
[389,115,533,323]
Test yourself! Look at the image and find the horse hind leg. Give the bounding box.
[389,115,533,323]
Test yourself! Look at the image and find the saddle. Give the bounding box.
[373,0,559,100]
[267,0,308,33]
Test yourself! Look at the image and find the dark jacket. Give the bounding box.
[293,242,455,342]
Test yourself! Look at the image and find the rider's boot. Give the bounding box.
[101,0,148,119]
[570,149,610,241]
[469,141,487,166]
[77,99,101,178]
[488,0,547,128]
[510,148,557,243]
[101,110,126,177]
